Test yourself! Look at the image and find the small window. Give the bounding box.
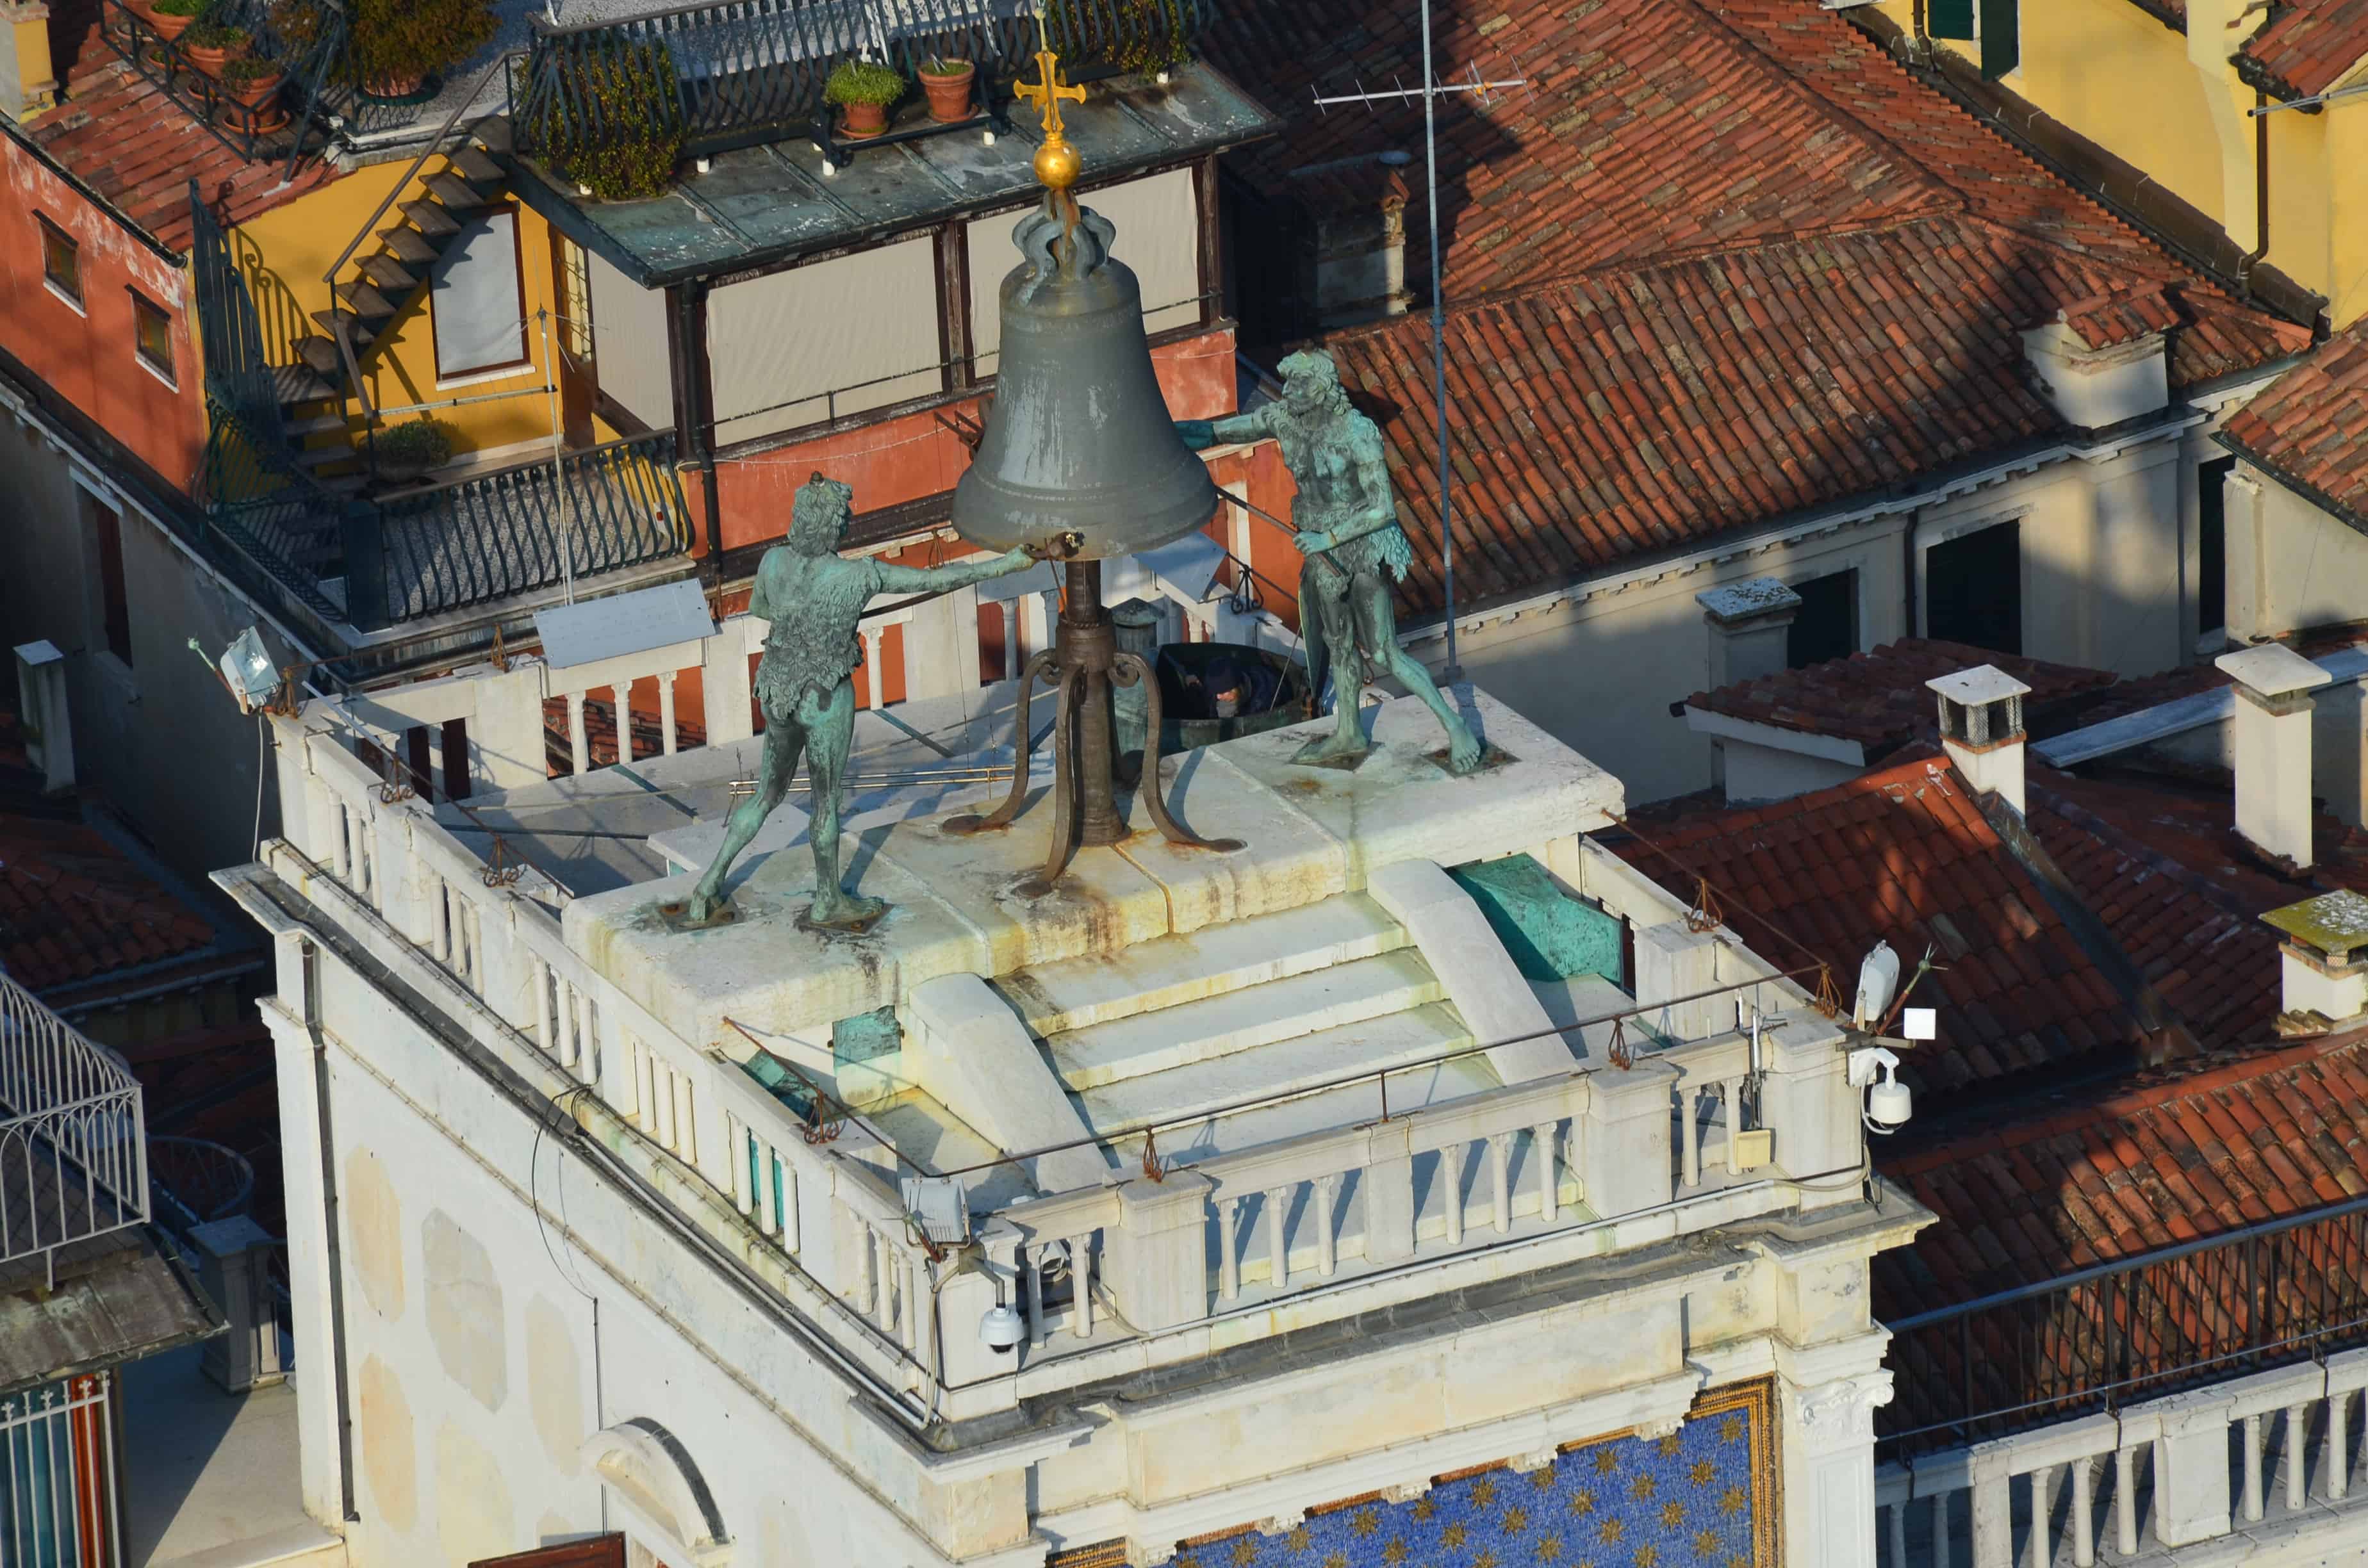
[38,216,79,304]
[131,291,174,381]
[2199,455,2235,636]
[83,489,131,667]
[1788,570,1859,669]
[1926,521,2023,656]
[1927,0,2016,76]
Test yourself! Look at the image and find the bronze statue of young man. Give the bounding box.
[1181,349,1483,774]
[684,474,1048,929]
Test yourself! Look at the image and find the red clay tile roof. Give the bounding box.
[1613,755,2151,1096]
[1877,1031,2368,1314]
[541,697,709,777]
[0,711,222,996]
[2237,1,2368,100]
[18,38,334,252]
[1686,639,2117,758]
[1242,0,2311,618]
[2220,320,2368,532]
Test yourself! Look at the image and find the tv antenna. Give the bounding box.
[1311,27,1528,680]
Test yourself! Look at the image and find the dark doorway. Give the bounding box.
[2199,455,2234,637]
[1788,571,1859,668]
[1925,523,2021,655]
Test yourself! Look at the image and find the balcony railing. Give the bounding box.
[103,0,345,176]
[0,976,148,1286]
[1880,1191,2368,1461]
[511,0,1211,163]
[0,1373,120,1568]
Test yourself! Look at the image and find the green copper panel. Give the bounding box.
[1449,853,1623,983]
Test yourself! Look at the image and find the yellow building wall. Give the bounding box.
[2326,64,2368,327]
[2267,102,2335,314]
[231,156,573,460]
[2001,0,2228,223]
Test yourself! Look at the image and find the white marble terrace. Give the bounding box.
[263,626,1871,1427]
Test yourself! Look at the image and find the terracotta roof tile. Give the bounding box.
[19,35,333,252]
[2236,1,2368,100]
[1686,639,2117,757]
[2221,319,2368,530]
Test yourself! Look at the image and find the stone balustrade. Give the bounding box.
[1875,1350,2368,1565]
[270,715,1864,1421]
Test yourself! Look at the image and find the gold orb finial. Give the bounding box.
[1015,28,1088,193]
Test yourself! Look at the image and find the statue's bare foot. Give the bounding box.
[684,883,730,922]
[806,892,888,932]
[1292,728,1371,767]
[1445,723,1486,776]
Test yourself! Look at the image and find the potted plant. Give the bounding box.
[372,418,457,484]
[543,36,686,202]
[181,19,249,74]
[220,53,288,124]
[347,0,497,100]
[823,57,903,139]
[916,54,974,123]
[147,0,202,44]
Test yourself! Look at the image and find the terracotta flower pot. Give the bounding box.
[148,9,195,41]
[231,67,284,108]
[223,65,286,127]
[839,99,888,138]
[363,70,428,99]
[185,38,247,75]
[918,61,974,123]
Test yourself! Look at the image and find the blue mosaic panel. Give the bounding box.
[1163,1386,1770,1568]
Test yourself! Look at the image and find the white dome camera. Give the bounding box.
[1848,1045,1912,1134]
[979,1302,1026,1355]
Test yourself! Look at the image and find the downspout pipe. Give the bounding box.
[2241,89,2271,293]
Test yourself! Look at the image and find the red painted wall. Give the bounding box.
[691,323,1241,555]
[1,143,204,491]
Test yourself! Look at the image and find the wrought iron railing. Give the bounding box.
[511,0,1209,161]
[377,430,693,619]
[0,977,147,1284]
[1879,1191,2368,1458]
[103,0,346,177]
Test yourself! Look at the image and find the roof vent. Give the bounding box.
[2263,889,2368,1034]
[2217,642,2330,869]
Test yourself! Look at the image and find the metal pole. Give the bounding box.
[1420,0,1459,680]
[538,309,577,603]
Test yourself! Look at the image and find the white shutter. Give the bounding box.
[430,209,527,379]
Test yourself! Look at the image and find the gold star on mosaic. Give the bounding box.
[1287,1527,1311,1553]
[1690,1460,1715,1488]
[1658,1433,1684,1458]
[1693,1529,1720,1559]
[1661,1501,1685,1530]
[1231,1537,1258,1567]
[1533,1466,1560,1492]
[1718,1487,1746,1518]
[1504,1506,1529,1535]
[1351,1510,1381,1539]
[1474,1551,1499,1568]
[1413,1496,1437,1524]
[1176,1555,1201,1568]
[1635,1548,1659,1568]
[1570,1490,1597,1517]
[1443,1523,1468,1549]
[1630,1474,1656,1502]
[1720,1417,1743,1444]
[1536,1539,1563,1563]
[1324,1553,1349,1568]
[1594,1450,1619,1476]
[1600,1519,1625,1546]
[1383,1539,1408,1565]
[1472,1479,1498,1509]
[1726,1556,1748,1568]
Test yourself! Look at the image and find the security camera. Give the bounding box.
[978,1302,1026,1355]
[1848,1045,1912,1134]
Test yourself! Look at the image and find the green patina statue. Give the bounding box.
[684,474,1046,930]
[1182,348,1483,774]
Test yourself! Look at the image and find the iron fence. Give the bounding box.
[0,977,147,1284]
[0,1374,118,1568]
[101,0,345,177]
[511,0,1208,160]
[1879,1191,2368,1458]
[378,430,693,619]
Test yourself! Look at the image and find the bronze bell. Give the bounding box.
[951,202,1218,559]
[944,195,1240,888]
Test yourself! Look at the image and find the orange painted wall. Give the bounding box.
[1,142,204,489]
[691,323,1241,555]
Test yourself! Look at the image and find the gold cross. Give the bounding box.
[1015,37,1087,190]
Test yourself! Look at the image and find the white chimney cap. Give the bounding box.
[1925,665,2032,706]
[2216,642,2331,699]
[1694,577,1803,625]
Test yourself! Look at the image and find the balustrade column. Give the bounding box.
[1532,1121,1561,1224]
[2025,1466,2052,1568]
[2069,1457,2096,1567]
[1067,1234,1093,1337]
[1930,1492,1952,1568]
[1312,1174,1342,1277]
[2114,1447,2139,1553]
[860,625,887,710]
[659,671,679,755]
[1265,1187,1292,1290]
[1680,1086,1702,1189]
[1486,1132,1514,1234]
[2285,1401,2310,1510]
[1719,1076,1746,1173]
[1886,1501,1905,1568]
[1218,1198,1243,1301]
[2330,1392,2351,1502]
[2242,1412,2264,1523]
[566,691,589,774]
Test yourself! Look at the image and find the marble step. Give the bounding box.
[1074,1000,1476,1140]
[1046,949,1443,1093]
[998,892,1408,1038]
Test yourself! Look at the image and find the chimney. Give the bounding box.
[12,640,72,796]
[1927,665,2029,813]
[0,2,57,118]
[1696,578,1802,690]
[2262,890,2368,1033]
[2218,642,2331,868]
